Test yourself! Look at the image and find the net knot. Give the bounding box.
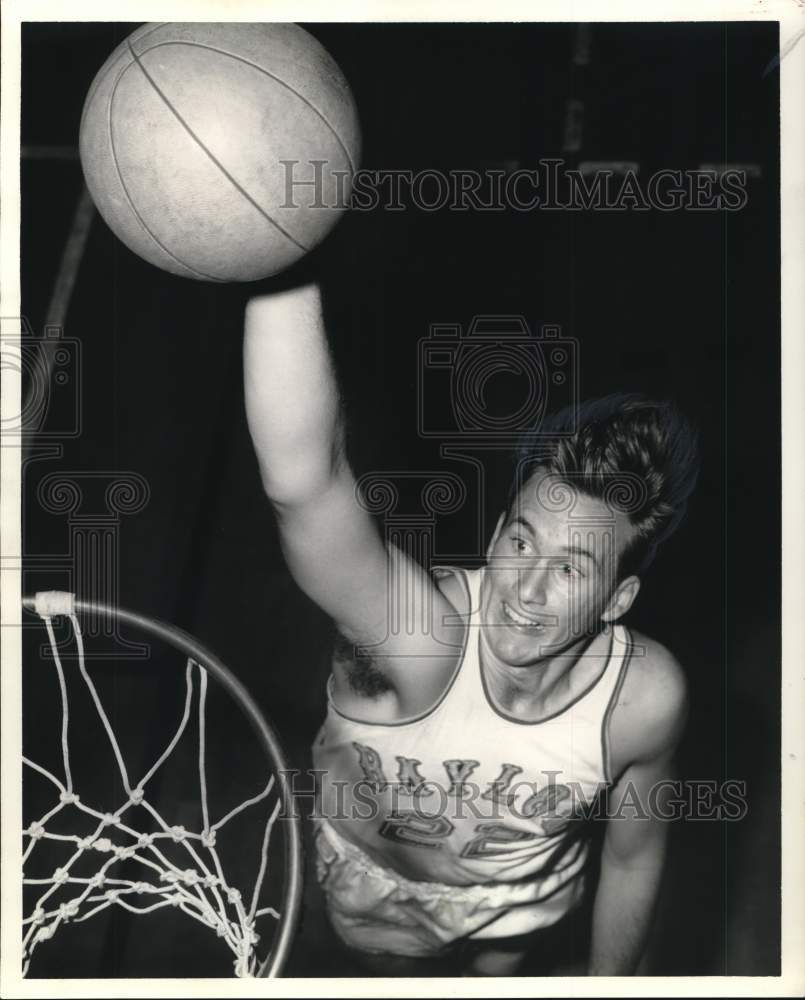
[89,873,105,889]
[202,874,218,889]
[133,882,149,894]
[180,869,199,886]
[35,923,56,943]
[78,836,94,850]
[53,867,69,885]
[129,788,145,806]
[201,829,217,848]
[136,833,154,848]
[216,922,227,938]
[32,908,45,925]
[59,791,79,806]
[169,893,182,907]
[27,821,45,840]
[161,871,179,884]
[93,838,113,852]
[244,924,260,946]
[33,591,75,618]
[170,825,187,843]
[113,845,135,861]
[226,887,241,905]
[101,813,120,827]
[59,900,80,921]
[106,889,120,902]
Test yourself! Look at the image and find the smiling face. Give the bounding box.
[481,470,641,668]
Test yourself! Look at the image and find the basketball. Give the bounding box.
[78,23,361,282]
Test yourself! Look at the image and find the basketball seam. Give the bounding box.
[82,23,168,123]
[128,40,317,255]
[105,59,225,281]
[138,38,358,177]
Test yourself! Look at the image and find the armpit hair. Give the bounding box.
[333,631,394,699]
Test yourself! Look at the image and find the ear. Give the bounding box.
[601,575,641,623]
[486,512,506,560]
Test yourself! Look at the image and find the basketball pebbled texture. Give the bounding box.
[79,23,362,281]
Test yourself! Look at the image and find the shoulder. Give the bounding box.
[622,630,689,718]
[610,629,689,771]
[328,562,469,722]
[431,564,472,617]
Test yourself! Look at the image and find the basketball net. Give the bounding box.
[23,592,286,978]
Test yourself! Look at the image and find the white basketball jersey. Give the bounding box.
[313,565,633,929]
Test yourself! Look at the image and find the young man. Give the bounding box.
[243,283,699,976]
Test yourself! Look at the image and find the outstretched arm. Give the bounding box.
[243,284,389,636]
[243,285,460,706]
[244,285,343,505]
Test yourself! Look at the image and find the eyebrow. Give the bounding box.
[509,516,601,568]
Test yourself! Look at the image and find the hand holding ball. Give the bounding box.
[79,23,361,282]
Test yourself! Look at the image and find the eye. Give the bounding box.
[554,562,583,580]
[509,535,531,555]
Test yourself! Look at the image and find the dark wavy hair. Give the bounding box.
[508,393,701,580]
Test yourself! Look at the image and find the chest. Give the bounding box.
[317,700,610,813]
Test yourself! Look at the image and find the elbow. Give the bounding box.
[260,470,327,509]
[250,410,347,509]
[601,828,668,876]
[259,451,349,510]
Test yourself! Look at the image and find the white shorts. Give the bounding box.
[313,819,586,958]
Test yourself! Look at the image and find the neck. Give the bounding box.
[480,628,606,708]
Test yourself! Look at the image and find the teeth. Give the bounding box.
[503,603,545,628]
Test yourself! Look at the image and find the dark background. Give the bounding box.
[20,21,780,977]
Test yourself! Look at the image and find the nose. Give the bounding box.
[517,562,549,607]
